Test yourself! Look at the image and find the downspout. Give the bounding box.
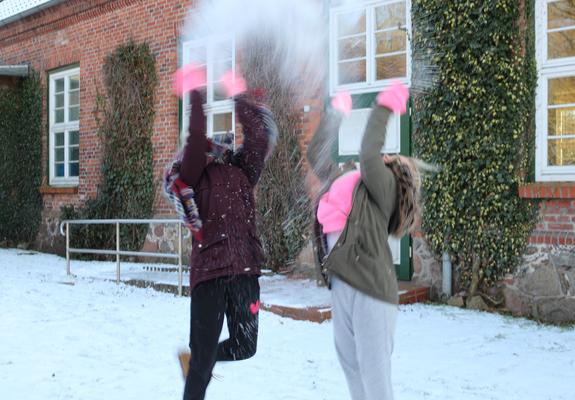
[442,251,452,298]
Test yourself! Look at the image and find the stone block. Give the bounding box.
[535,297,575,324]
[467,295,489,311]
[550,250,575,269]
[447,295,465,308]
[503,286,531,317]
[557,266,575,297]
[517,262,564,297]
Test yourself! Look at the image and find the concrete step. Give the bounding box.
[124,278,429,323]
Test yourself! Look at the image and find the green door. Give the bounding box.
[334,92,413,281]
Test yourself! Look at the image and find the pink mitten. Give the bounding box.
[331,91,352,117]
[376,81,409,115]
[172,64,206,98]
[220,70,247,98]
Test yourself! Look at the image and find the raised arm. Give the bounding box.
[307,91,352,184]
[179,90,208,189]
[306,110,341,184]
[360,83,409,213]
[235,93,276,186]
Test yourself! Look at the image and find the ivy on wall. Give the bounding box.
[62,40,158,253]
[0,72,43,245]
[412,0,538,295]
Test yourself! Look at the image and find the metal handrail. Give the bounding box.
[59,219,191,296]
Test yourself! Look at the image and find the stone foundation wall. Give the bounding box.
[504,245,575,324]
[413,238,575,324]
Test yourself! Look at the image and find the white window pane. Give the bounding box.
[69,75,80,90]
[55,93,64,108]
[376,54,406,80]
[69,90,79,107]
[548,138,575,166]
[213,86,227,102]
[213,60,233,80]
[213,112,233,133]
[548,29,575,59]
[190,46,207,64]
[548,107,575,136]
[69,147,79,162]
[338,60,366,85]
[375,2,406,30]
[69,162,80,177]
[55,109,65,123]
[338,108,401,155]
[375,31,406,55]
[55,132,65,146]
[212,133,232,144]
[338,36,366,60]
[55,148,65,162]
[338,10,366,37]
[213,40,233,62]
[548,76,575,106]
[55,163,65,177]
[69,130,79,145]
[69,106,80,122]
[548,1,575,30]
[55,78,64,93]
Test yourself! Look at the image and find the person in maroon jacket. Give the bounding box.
[169,67,277,400]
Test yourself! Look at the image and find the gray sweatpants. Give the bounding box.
[331,276,398,400]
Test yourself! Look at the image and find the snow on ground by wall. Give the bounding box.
[1,248,574,400]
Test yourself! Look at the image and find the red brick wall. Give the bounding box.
[0,0,194,220]
[531,200,575,245]
[519,183,575,245]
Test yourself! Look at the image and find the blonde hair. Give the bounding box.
[386,155,435,237]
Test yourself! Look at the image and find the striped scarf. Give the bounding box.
[163,157,203,241]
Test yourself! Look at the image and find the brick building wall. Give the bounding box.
[0,0,194,251]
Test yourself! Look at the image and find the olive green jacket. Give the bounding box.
[308,105,399,304]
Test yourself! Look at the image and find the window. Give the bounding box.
[181,37,235,145]
[329,0,410,94]
[49,67,80,186]
[536,0,575,181]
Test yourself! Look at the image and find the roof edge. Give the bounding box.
[0,0,68,28]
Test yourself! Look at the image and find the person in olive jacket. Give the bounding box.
[166,67,277,400]
[308,82,425,400]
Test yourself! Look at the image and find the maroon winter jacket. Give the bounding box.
[179,91,273,290]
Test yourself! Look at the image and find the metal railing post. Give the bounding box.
[66,222,70,276]
[116,222,121,284]
[60,219,190,289]
[178,223,183,297]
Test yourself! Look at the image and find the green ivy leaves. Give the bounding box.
[0,72,43,245]
[412,0,538,290]
[62,40,158,254]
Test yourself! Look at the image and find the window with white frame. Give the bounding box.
[536,0,575,181]
[330,0,410,94]
[49,67,80,186]
[181,37,235,145]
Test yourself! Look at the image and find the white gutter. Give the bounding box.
[0,65,30,76]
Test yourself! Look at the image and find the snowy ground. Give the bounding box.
[1,248,574,400]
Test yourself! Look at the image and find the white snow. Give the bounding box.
[1,248,574,400]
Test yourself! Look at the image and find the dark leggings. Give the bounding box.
[183,275,260,400]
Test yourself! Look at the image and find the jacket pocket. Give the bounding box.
[198,234,228,252]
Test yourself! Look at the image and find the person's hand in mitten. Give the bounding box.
[331,91,352,117]
[172,63,207,98]
[376,81,409,115]
[220,69,247,98]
